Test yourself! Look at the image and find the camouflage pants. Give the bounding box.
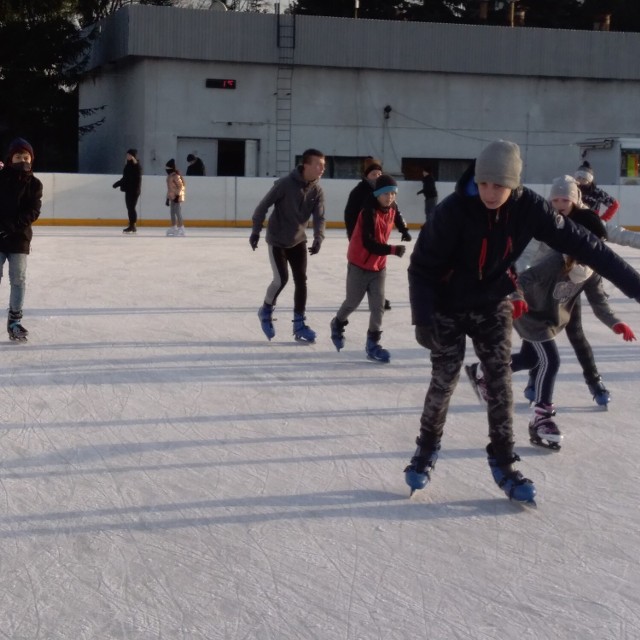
[417,300,515,463]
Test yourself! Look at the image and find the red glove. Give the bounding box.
[612,322,636,342]
[511,299,529,320]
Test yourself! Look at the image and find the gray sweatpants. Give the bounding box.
[336,263,386,332]
[169,201,184,227]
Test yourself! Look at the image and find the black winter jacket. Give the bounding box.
[408,163,640,327]
[344,179,374,239]
[0,164,43,254]
[113,160,142,195]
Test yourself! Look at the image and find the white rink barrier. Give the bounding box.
[35,174,640,230]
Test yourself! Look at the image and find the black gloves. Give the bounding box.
[112,181,120,189]
[308,239,321,255]
[173,196,180,203]
[401,231,412,242]
[165,198,170,207]
[393,245,406,258]
[249,233,260,251]
[415,324,440,350]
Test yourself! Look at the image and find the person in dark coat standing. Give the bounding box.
[186,153,206,176]
[112,148,142,233]
[344,158,383,240]
[416,167,438,222]
[404,140,640,505]
[0,137,42,341]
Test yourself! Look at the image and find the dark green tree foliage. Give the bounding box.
[290,0,640,31]
[519,0,588,29]
[0,2,92,170]
[289,0,400,19]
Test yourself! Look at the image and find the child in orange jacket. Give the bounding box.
[165,159,186,236]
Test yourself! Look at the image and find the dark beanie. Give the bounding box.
[363,157,383,177]
[126,148,138,158]
[165,158,176,170]
[187,153,195,162]
[475,140,522,190]
[7,137,34,163]
[571,208,607,240]
[373,174,398,197]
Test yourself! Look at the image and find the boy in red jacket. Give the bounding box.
[330,174,411,362]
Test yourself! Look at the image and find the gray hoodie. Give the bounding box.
[252,167,325,249]
[514,251,621,342]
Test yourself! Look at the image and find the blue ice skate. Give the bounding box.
[258,304,275,341]
[330,317,348,352]
[524,374,536,404]
[588,378,610,409]
[486,444,537,505]
[404,440,440,496]
[366,330,390,363]
[292,312,316,343]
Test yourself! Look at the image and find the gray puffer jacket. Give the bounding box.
[514,251,621,342]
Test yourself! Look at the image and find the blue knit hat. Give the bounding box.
[373,174,398,197]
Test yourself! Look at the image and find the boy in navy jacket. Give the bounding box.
[404,140,640,504]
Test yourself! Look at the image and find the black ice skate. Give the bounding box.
[465,363,489,405]
[7,310,28,342]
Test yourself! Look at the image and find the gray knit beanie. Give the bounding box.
[549,175,580,205]
[475,140,522,190]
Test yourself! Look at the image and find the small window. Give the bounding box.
[621,149,640,179]
[401,158,473,182]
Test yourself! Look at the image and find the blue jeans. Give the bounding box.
[0,252,27,312]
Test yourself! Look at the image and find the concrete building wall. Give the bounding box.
[79,5,640,184]
[81,59,640,182]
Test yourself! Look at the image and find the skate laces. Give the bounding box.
[531,404,559,434]
[407,440,440,474]
[589,379,608,394]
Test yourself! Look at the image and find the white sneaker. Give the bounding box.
[177,227,186,236]
[166,226,177,236]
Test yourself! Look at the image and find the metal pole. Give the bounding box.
[355,0,359,19]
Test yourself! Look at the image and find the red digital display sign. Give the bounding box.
[206,79,236,89]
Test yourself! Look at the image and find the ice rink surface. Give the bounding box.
[1,227,639,639]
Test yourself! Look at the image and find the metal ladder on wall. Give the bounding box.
[275,9,295,176]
